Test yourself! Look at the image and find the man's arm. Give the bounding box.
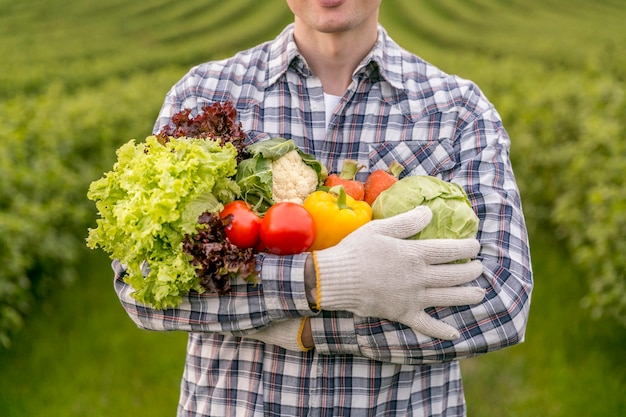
[299,112,532,364]
[113,253,318,335]
[301,256,317,348]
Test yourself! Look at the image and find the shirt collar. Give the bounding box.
[267,24,406,92]
[267,24,306,86]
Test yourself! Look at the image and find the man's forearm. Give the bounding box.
[304,254,318,309]
[302,254,318,349]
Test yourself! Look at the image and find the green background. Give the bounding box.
[1,0,624,416]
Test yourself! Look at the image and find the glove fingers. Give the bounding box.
[414,238,481,265]
[369,206,433,239]
[419,286,485,308]
[410,311,461,340]
[420,260,484,287]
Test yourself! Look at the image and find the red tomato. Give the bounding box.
[260,202,316,255]
[220,200,262,249]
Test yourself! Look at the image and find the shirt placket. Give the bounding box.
[321,73,368,172]
[306,352,323,417]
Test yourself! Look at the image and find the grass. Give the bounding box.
[461,226,626,416]
[1,228,624,416]
[0,249,188,417]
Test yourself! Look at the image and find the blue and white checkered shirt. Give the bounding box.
[114,24,532,417]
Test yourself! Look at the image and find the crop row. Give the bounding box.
[0,0,292,97]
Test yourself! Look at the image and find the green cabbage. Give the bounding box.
[86,135,240,308]
[371,175,479,240]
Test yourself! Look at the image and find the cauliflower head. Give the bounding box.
[271,149,319,205]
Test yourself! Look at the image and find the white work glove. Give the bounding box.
[245,318,309,352]
[314,206,485,340]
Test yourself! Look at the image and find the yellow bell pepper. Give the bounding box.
[303,185,372,250]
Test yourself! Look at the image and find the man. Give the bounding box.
[114,1,533,415]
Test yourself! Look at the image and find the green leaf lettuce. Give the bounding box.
[86,136,240,308]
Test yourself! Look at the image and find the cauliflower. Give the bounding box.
[235,137,326,213]
[271,150,319,205]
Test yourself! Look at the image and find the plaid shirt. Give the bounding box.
[114,24,532,417]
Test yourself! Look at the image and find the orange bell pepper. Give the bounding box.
[303,185,372,250]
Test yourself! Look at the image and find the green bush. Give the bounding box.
[0,69,183,347]
[536,73,625,324]
[469,59,626,325]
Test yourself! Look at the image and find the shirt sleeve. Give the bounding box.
[113,253,317,334]
[309,100,533,365]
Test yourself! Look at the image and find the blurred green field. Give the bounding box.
[1,0,625,415]
[1,227,623,416]
[0,248,187,416]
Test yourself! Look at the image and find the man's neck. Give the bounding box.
[292,20,378,95]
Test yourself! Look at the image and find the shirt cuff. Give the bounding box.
[309,311,361,356]
[258,252,316,321]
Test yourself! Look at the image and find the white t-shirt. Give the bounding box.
[324,93,342,130]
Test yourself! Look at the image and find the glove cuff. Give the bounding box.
[313,249,362,312]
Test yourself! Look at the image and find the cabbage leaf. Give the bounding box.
[371,175,479,240]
